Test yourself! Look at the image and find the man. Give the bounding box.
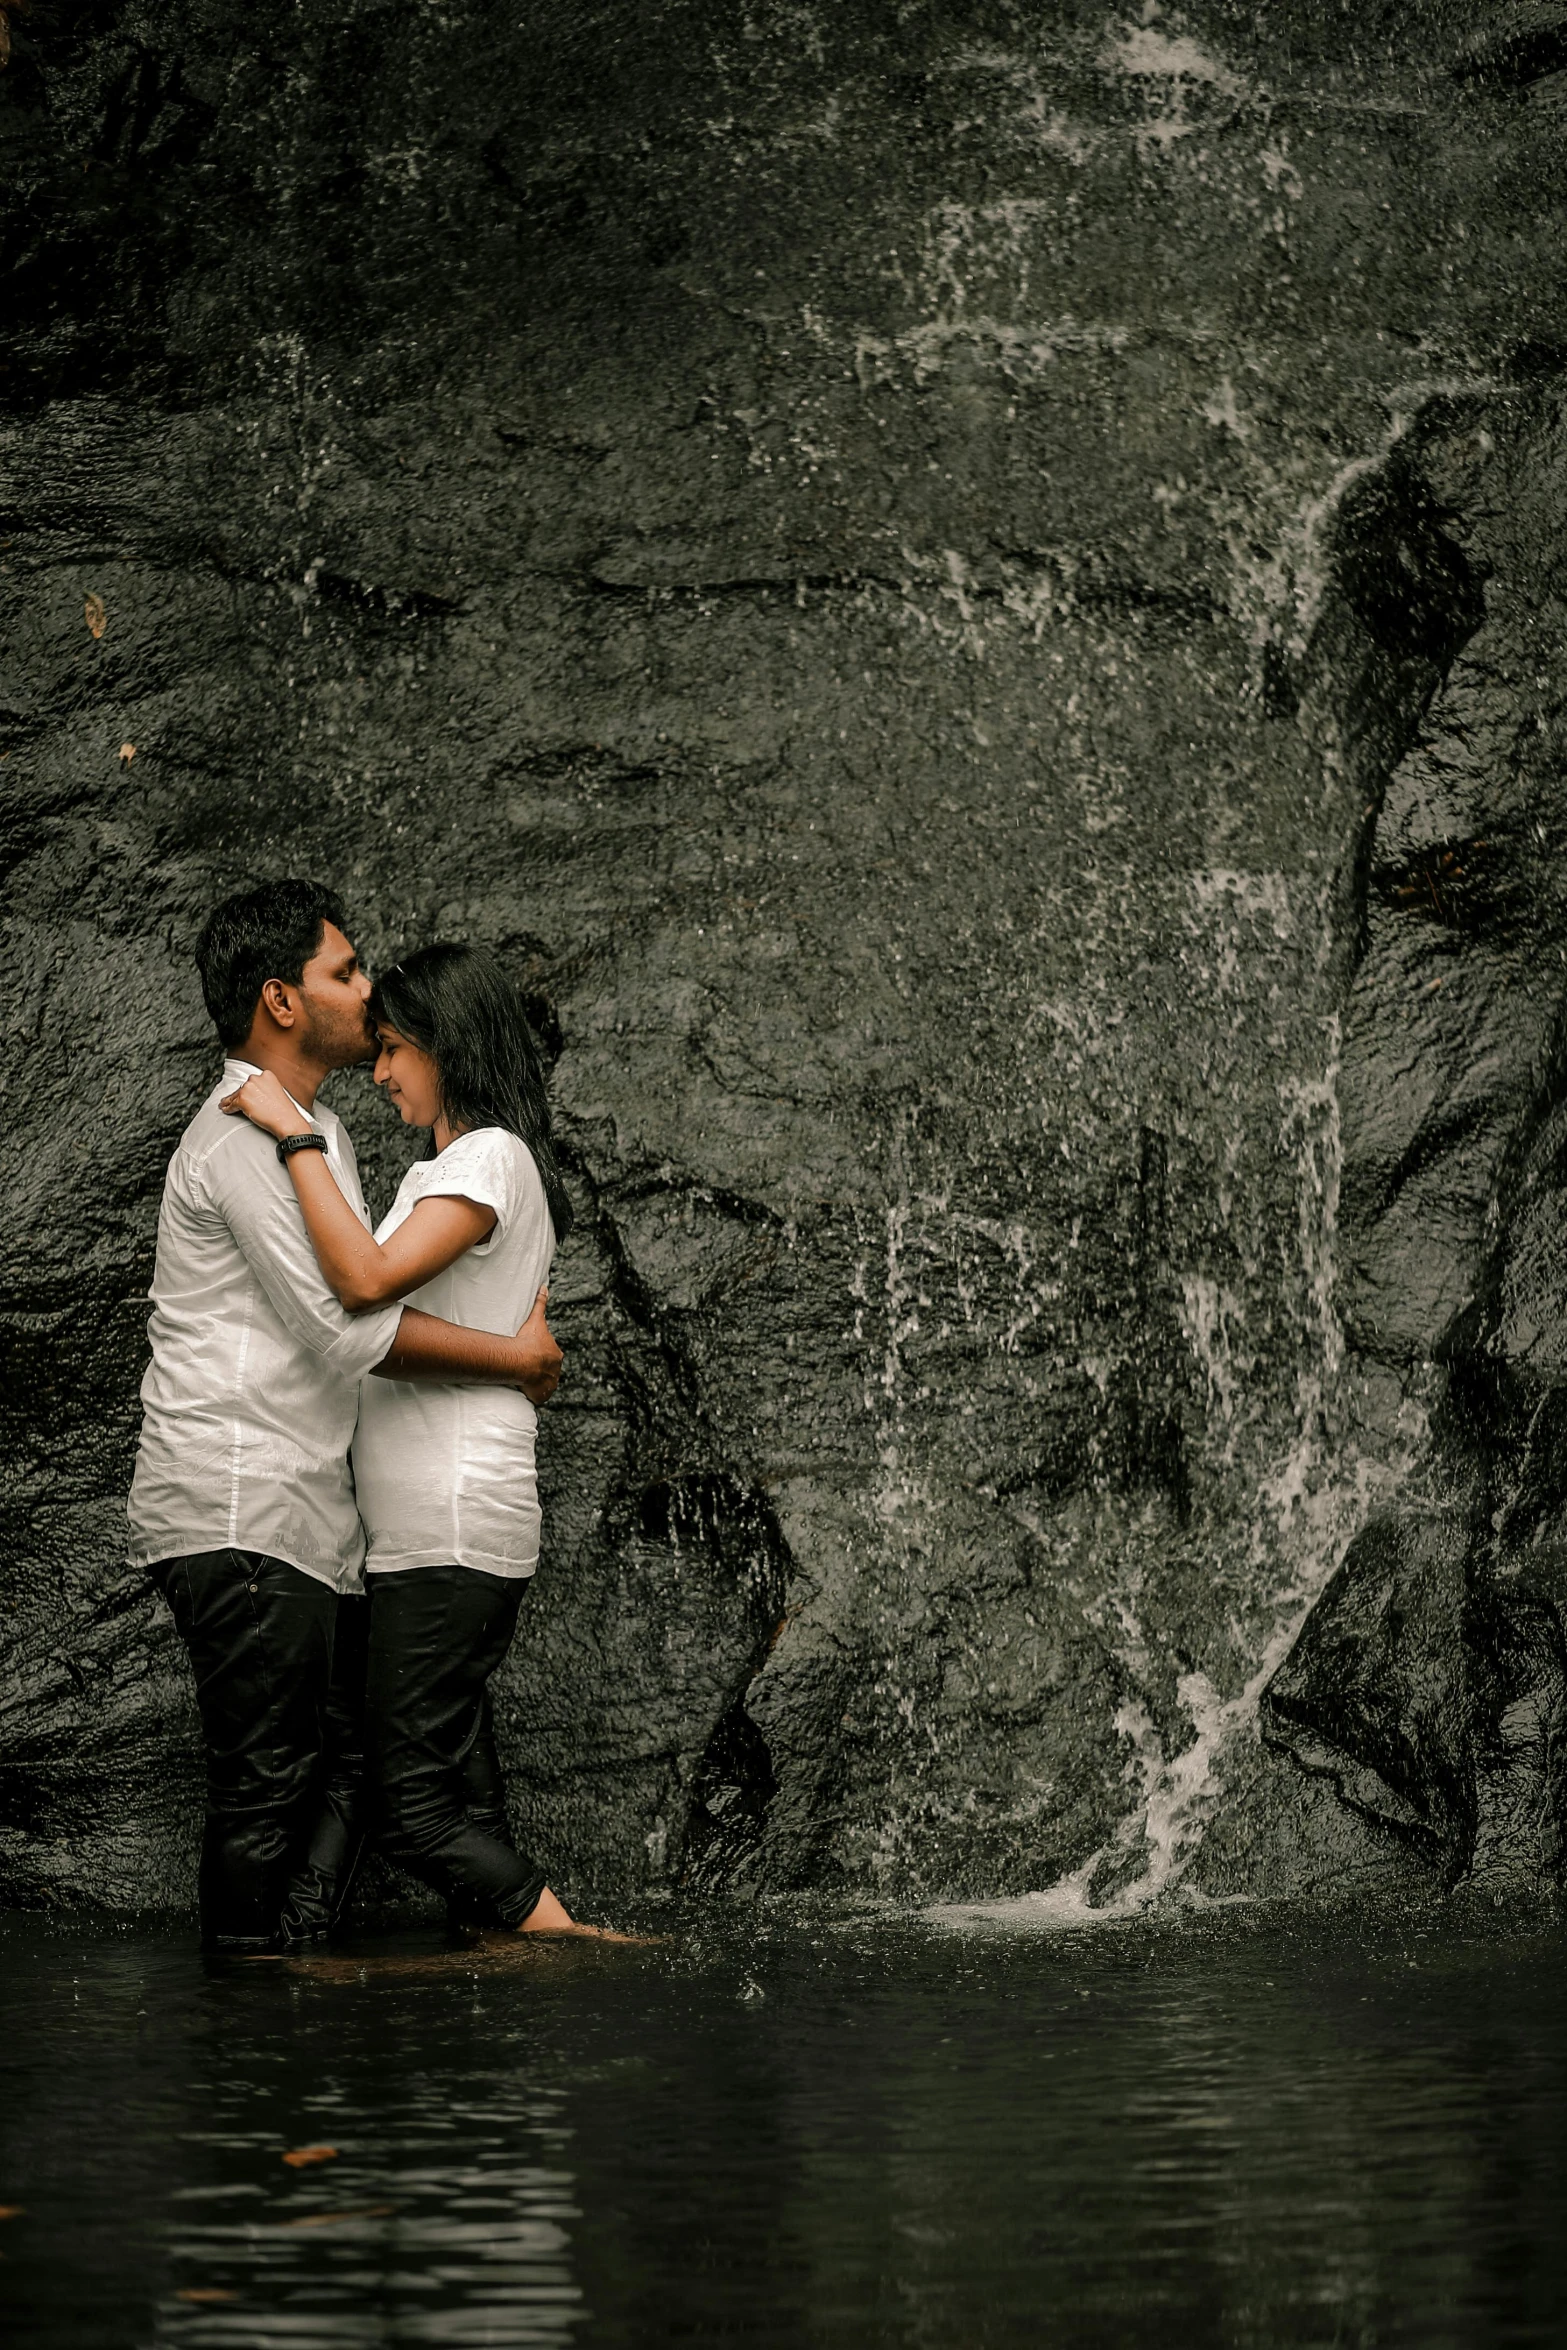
[128,879,561,1953]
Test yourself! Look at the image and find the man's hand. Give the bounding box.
[511,1286,562,1403]
[374,1292,564,1392]
[221,1069,311,1142]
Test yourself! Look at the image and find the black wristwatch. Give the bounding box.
[277,1131,329,1165]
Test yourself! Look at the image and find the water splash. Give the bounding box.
[926,1017,1418,1930]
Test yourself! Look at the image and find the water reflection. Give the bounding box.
[6,1913,1567,2347]
[156,2083,582,2347]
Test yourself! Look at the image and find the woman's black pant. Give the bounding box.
[366,1564,548,1929]
[147,1550,368,1951]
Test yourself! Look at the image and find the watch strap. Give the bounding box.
[277,1130,330,1165]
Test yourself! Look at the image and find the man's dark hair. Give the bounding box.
[195,880,348,1049]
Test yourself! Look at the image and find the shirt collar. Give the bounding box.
[221,1056,319,1129]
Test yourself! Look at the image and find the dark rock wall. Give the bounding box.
[1260,399,1567,1902]
[4,0,1567,1914]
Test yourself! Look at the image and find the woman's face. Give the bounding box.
[373,1022,443,1128]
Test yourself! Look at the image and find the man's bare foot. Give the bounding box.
[517,1886,650,1943]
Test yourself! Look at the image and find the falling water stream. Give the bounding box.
[4,1903,1567,2346]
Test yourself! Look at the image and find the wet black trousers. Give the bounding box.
[148,1550,368,1952]
[366,1565,548,1930]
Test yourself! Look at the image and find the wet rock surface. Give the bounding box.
[5,0,1567,1917]
[1259,401,1567,1905]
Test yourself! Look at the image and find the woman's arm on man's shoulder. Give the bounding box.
[316,1190,495,1310]
[219,1068,495,1308]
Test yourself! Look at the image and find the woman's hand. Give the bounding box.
[220,1069,311,1142]
[510,1286,562,1403]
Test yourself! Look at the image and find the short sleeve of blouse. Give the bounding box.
[415,1128,529,1242]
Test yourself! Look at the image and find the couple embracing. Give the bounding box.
[128,878,612,1951]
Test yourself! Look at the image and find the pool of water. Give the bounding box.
[3,1900,1567,2346]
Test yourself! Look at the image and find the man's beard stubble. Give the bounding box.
[300,993,378,1072]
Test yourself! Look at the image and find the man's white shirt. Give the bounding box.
[127,1060,402,1591]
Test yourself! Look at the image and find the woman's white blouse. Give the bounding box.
[352,1127,555,1577]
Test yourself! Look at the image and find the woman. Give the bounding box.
[223,941,601,1938]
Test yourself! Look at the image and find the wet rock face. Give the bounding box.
[5,0,1567,1916]
[1261,402,1567,1899]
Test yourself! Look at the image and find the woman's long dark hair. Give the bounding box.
[370,943,575,1245]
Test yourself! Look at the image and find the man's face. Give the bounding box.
[293,922,376,1068]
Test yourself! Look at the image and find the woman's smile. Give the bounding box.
[373,1021,445,1130]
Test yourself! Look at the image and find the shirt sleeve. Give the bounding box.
[412,1129,528,1245]
[198,1122,404,1379]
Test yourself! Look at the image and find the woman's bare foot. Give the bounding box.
[517,1886,649,1943]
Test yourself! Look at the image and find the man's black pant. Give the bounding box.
[367,1565,548,1929]
[148,1549,368,1951]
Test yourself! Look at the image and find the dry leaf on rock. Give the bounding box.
[0,2206,23,2220]
[175,2289,236,2304]
[84,593,106,639]
[281,2144,338,2168]
[119,742,136,765]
